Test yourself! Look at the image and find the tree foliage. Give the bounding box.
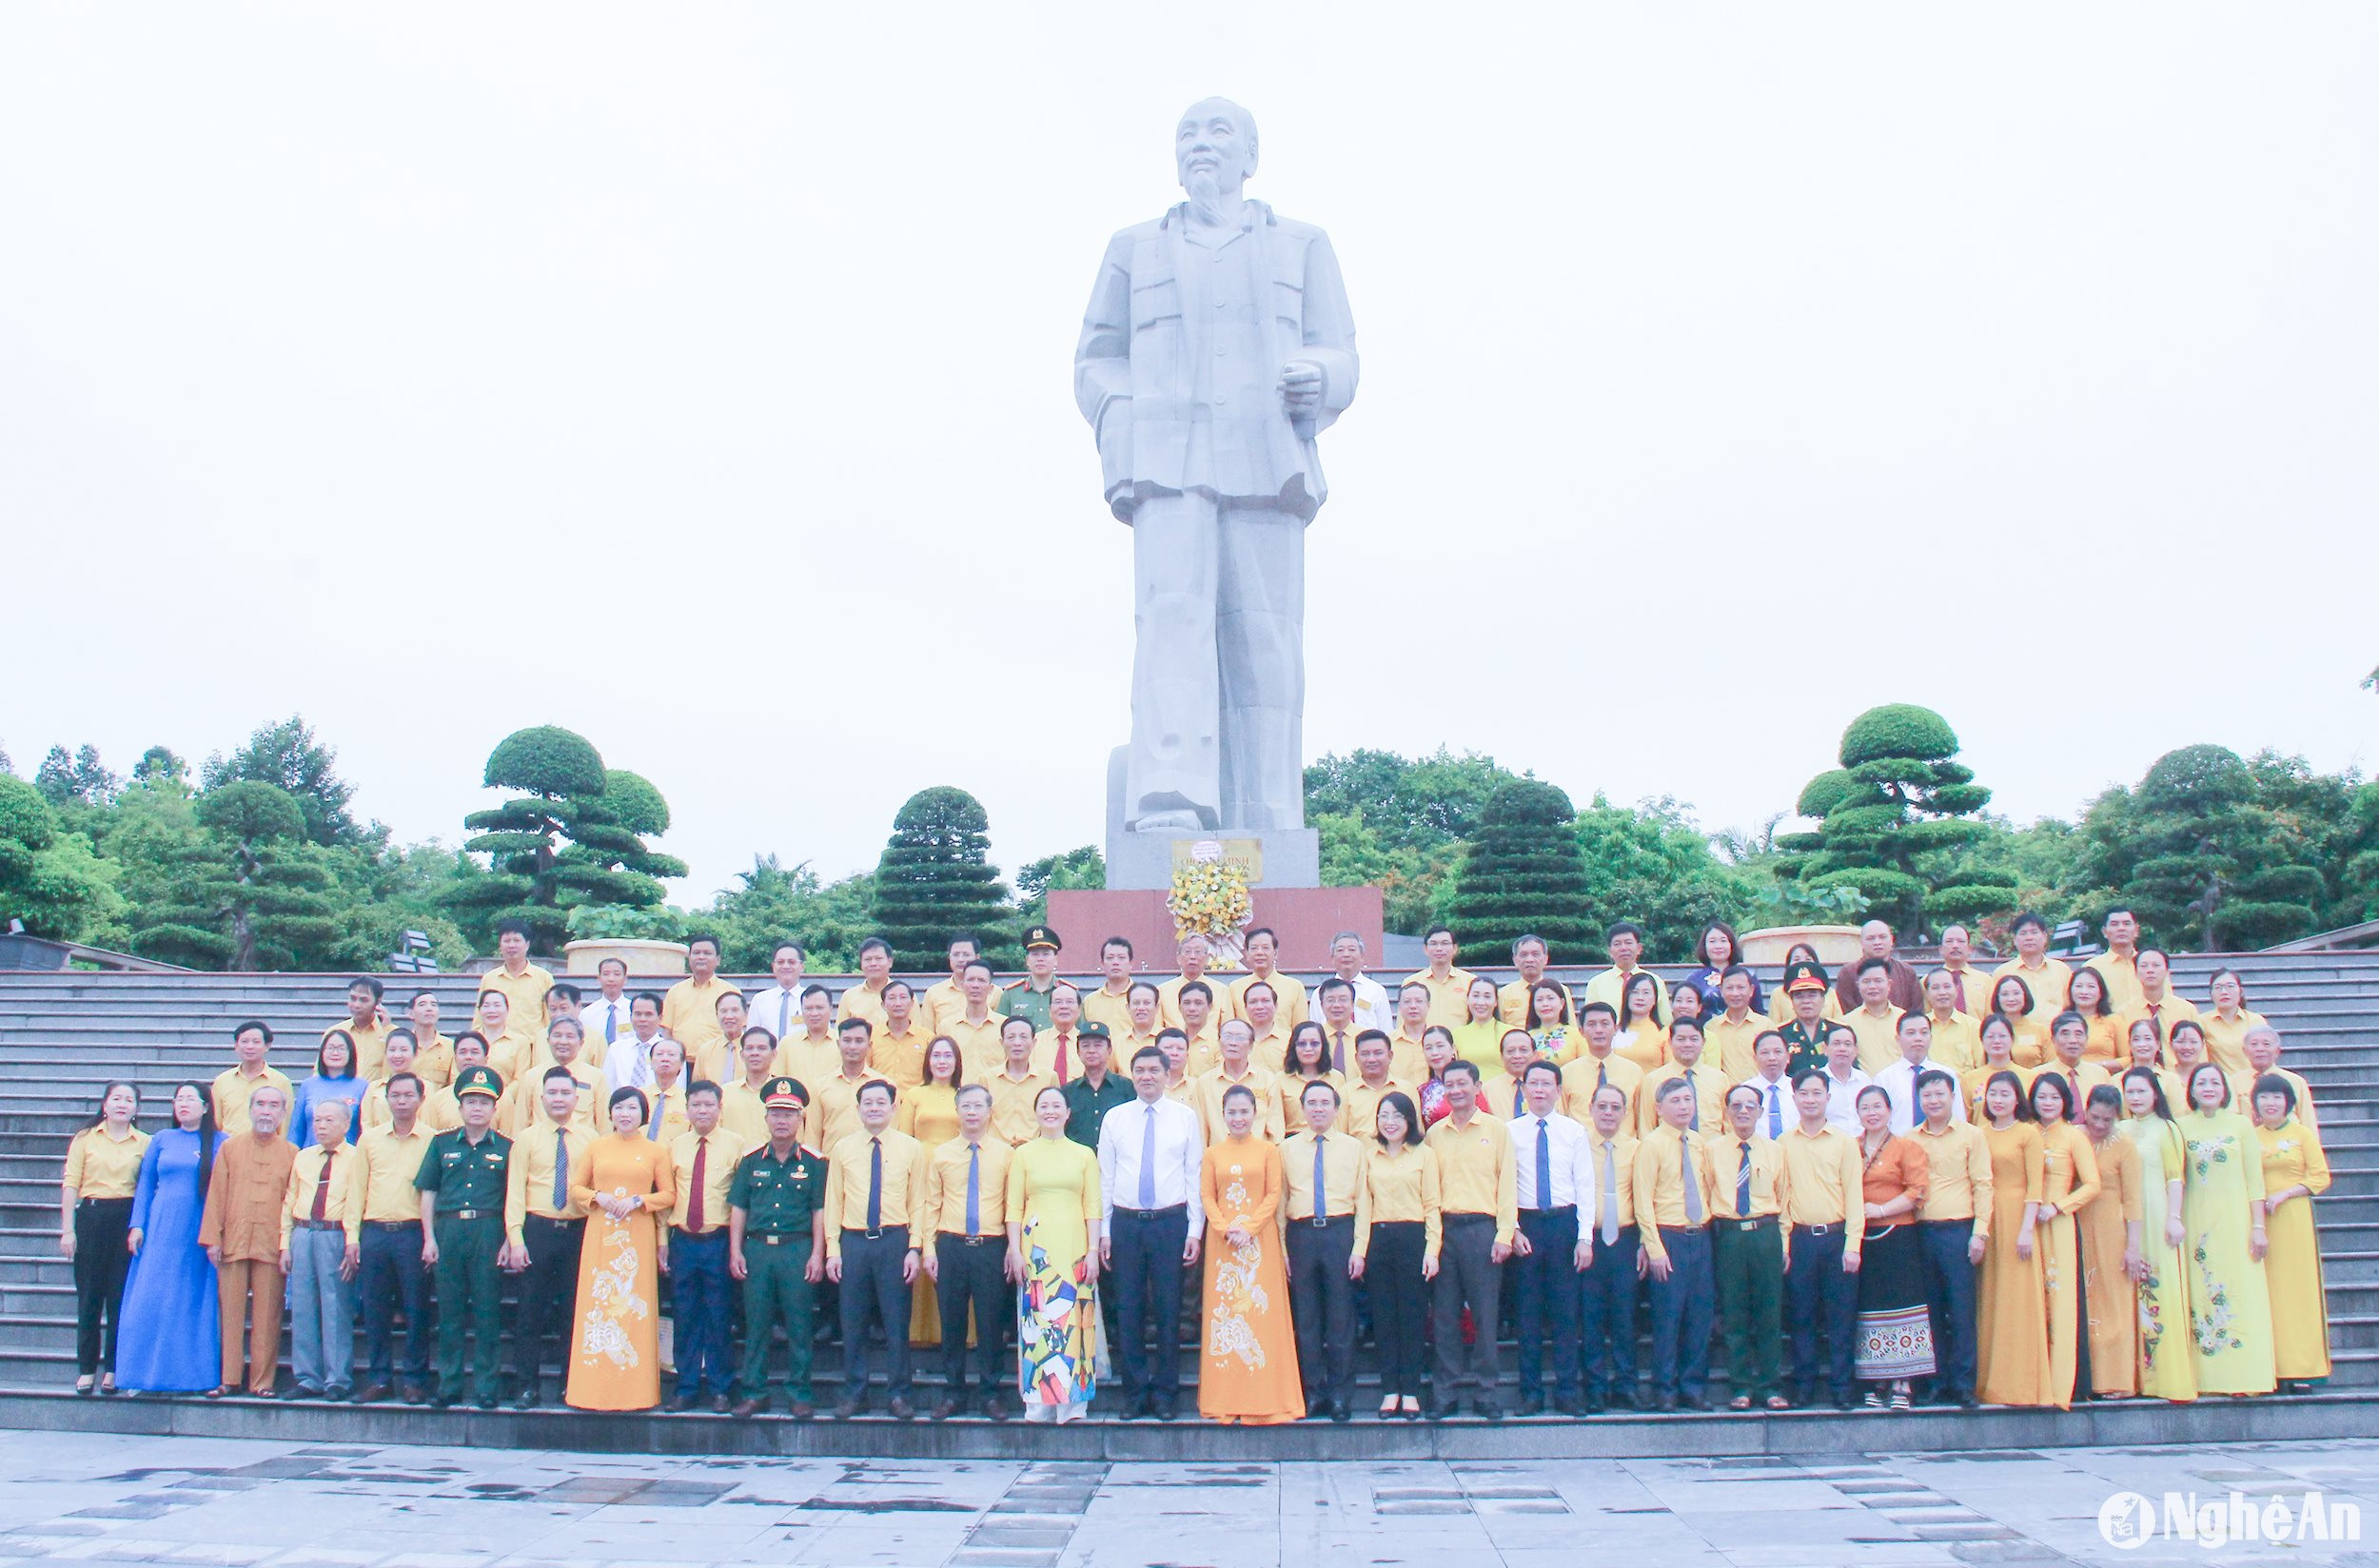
[201,716,368,848]
[130,780,337,970]
[1307,748,1523,931]
[35,745,121,809]
[1015,845,1103,929]
[448,727,680,948]
[1448,781,1597,965]
[0,775,125,941]
[874,786,1014,970]
[706,855,880,971]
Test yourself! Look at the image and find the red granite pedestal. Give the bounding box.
[1045,885,1383,971]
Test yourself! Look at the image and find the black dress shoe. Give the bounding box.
[279,1385,312,1401]
[430,1392,458,1409]
[933,1398,961,1421]
[674,1391,700,1412]
[1555,1397,1588,1418]
[1329,1403,1349,1422]
[1152,1398,1178,1421]
[832,1401,861,1420]
[713,1393,733,1414]
[984,1396,1011,1421]
[1583,1393,1606,1415]
[354,1382,390,1404]
[1475,1399,1504,1423]
[1956,1394,1981,1410]
[1424,1401,1452,1421]
[512,1390,541,1410]
[731,1397,765,1419]
[1678,1392,1707,1412]
[1514,1395,1545,1418]
[1654,1393,1679,1412]
[402,1382,429,1405]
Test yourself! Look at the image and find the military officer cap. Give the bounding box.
[1782,959,1831,994]
[762,1076,809,1111]
[455,1064,503,1101]
[1077,1021,1111,1040]
[1022,925,1062,952]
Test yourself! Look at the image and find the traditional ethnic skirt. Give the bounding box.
[1856,1222,1937,1380]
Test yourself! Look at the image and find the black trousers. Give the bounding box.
[1430,1214,1502,1403]
[73,1198,132,1376]
[934,1233,1011,1400]
[512,1215,583,1390]
[1785,1224,1858,1402]
[1647,1225,1715,1401]
[1109,1205,1188,1401]
[1366,1221,1428,1400]
[358,1221,432,1383]
[837,1226,914,1401]
[1918,1218,1978,1400]
[1286,1215,1356,1405]
[1579,1224,1640,1401]
[1511,1205,1581,1401]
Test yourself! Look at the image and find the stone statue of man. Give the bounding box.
[1075,98,1358,834]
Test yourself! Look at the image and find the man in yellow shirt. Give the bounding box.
[2035,1014,2116,1119]
[477,990,541,1089]
[477,919,555,1036]
[416,1033,488,1134]
[1921,970,1980,1071]
[822,1081,928,1419]
[1119,981,1166,1062]
[1035,984,1088,1084]
[694,991,749,1092]
[1578,1083,1640,1412]
[1156,932,1217,1029]
[1279,1080,1368,1421]
[869,981,937,1089]
[944,961,1009,1081]
[1581,921,1654,1020]
[1559,1004,1645,1128]
[1911,1068,1991,1408]
[213,1020,295,1140]
[1633,1074,1715,1410]
[343,1068,435,1402]
[1636,1017,1724,1137]
[719,1030,783,1146]
[640,1039,695,1147]
[1340,1032,1410,1142]
[1240,982,1293,1072]
[834,938,894,1032]
[915,1084,1014,1420]
[1496,932,1577,1027]
[1229,928,1308,1027]
[2232,1026,2318,1134]
[779,987,842,1091]
[1705,968,1768,1082]
[1079,936,1139,1037]
[498,1018,598,1136]
[1174,981,1224,1075]
[328,977,393,1082]
[1778,1070,1865,1409]
[2118,947,2201,1044]
[1482,1027,1541,1120]
[1196,1020,1285,1144]
[1992,912,2075,1021]
[541,983,605,1071]
[1402,925,1476,1028]
[283,1099,359,1399]
[661,933,741,1068]
[403,990,454,1090]
[1935,925,1992,1017]
[2084,908,2147,1015]
[810,1021,882,1157]
[922,934,982,1032]
[985,1017,1058,1146]
[661,1081,748,1412]
[1423,1060,1516,1420]
[1388,982,1434,1083]
[1841,959,1909,1073]
[1311,978,1366,1078]
[1702,1084,1787,1410]
[501,1068,596,1408]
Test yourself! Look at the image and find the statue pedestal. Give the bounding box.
[1048,884,1380,971]
[1104,745,1320,892]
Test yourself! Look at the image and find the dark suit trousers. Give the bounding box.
[1579,1225,1640,1400]
[934,1233,1012,1398]
[837,1226,914,1401]
[1430,1214,1502,1401]
[1286,1216,1356,1404]
[512,1216,582,1389]
[1647,1225,1715,1401]
[1785,1223,1858,1401]
[1511,1205,1581,1400]
[1110,1205,1189,1401]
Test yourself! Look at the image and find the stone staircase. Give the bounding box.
[0,951,2373,1444]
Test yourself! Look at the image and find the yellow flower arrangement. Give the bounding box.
[1167,858,1253,970]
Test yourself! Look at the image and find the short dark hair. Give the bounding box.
[783,940,816,962]
[963,959,994,979]
[1104,935,1135,957]
[541,1066,577,1087]
[1424,924,1455,944]
[385,1071,423,1098]
[799,983,833,1002]
[232,1019,274,1045]
[1789,1068,1830,1094]
[1316,977,1353,1001]
[1579,1000,1617,1022]
[347,977,384,1000]
[1520,1059,1562,1088]
[609,1086,651,1121]
[1606,921,1645,943]
[742,1027,777,1049]
[547,981,581,1005]
[2251,1071,2297,1113]
[1374,1090,1424,1149]
[1245,926,1277,948]
[839,1016,875,1038]
[633,990,666,1012]
[2011,911,2050,936]
[1913,1067,1958,1101]
[1179,980,1212,1005]
[1132,1046,1168,1069]
[2028,1071,2074,1123]
[1856,956,1894,978]
[686,932,721,956]
[1442,1060,1483,1085]
[686,1080,722,1103]
[858,1078,897,1103]
[947,932,980,954]
[496,918,531,940]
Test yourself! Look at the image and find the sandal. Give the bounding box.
[1862,1390,1884,1409]
[1890,1390,1912,1411]
[1728,1396,1752,1410]
[1379,1400,1399,1419]
[1764,1396,1792,1411]
[74,1377,94,1398]
[99,1377,116,1397]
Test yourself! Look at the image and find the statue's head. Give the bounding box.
[1176,98,1258,199]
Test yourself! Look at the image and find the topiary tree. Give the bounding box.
[1447,780,1599,967]
[448,727,678,949]
[874,786,1017,970]
[2075,744,2324,951]
[132,781,337,970]
[1776,704,2015,934]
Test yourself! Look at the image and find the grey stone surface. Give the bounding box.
[1098,806,1319,892]
[1077,99,1359,853]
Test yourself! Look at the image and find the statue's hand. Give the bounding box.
[1278,360,1325,415]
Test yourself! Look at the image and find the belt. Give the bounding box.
[844,1224,909,1244]
[77,1196,132,1208]
[1444,1212,1496,1227]
[291,1218,343,1231]
[1792,1223,1838,1238]
[364,1219,422,1232]
[1724,1215,1778,1233]
[754,1232,799,1245]
[1111,1205,1184,1222]
[1524,1205,1578,1220]
[525,1213,581,1227]
[946,1233,1000,1247]
[674,1226,725,1240]
[442,1208,495,1222]
[1657,1223,1706,1235]
[1297,1214,1352,1229]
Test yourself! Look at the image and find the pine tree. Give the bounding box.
[449,727,679,949]
[874,786,1016,970]
[131,781,336,970]
[1447,780,1598,967]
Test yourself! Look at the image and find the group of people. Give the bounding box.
[55,910,2332,1422]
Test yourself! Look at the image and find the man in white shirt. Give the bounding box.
[604,993,669,1100]
[1871,1011,1964,1134]
[580,958,635,1057]
[1736,1031,1795,1143]
[1508,1060,1594,1417]
[742,943,809,1046]
[1327,931,1393,1033]
[1097,1043,1206,1421]
[1819,1024,1873,1137]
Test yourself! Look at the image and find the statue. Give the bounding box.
[1075,97,1358,860]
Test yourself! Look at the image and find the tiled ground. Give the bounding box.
[0,1431,2375,1567]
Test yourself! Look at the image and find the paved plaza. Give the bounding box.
[0,1429,2373,1568]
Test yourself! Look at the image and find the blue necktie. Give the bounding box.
[1737,1143,1752,1216]
[866,1137,883,1231]
[1682,1069,1699,1130]
[552,1127,568,1209]
[1313,1134,1328,1220]
[1766,1083,1781,1140]
[965,1144,981,1235]
[604,1006,617,1045]
[1535,1118,1552,1211]
[1139,1104,1158,1207]
[647,1092,663,1141]
[1681,1135,1703,1225]
[777,994,790,1039]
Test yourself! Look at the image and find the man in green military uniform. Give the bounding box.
[999,926,1065,1032]
[729,1076,828,1419]
[415,1065,511,1409]
[1061,1022,1132,1152]
[1776,960,1834,1078]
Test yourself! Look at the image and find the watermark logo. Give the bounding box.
[2097,1489,2362,1550]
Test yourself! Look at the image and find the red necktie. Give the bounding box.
[687,1137,708,1232]
[310,1150,334,1221]
[1054,1032,1072,1083]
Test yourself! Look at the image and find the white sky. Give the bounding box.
[6,6,2376,904]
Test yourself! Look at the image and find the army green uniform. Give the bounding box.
[1778,1020,1831,1080]
[732,1142,828,1404]
[999,979,1057,1032]
[415,1125,512,1404]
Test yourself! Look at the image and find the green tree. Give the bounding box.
[874,787,1015,970]
[556,766,689,903]
[1448,781,1598,966]
[1015,845,1103,929]
[131,781,337,970]
[1777,704,2014,933]
[202,716,368,848]
[35,744,120,809]
[450,728,678,948]
[1572,795,1761,960]
[702,855,881,971]
[1307,748,1525,931]
[0,776,125,942]
[131,746,187,787]
[2074,745,2324,950]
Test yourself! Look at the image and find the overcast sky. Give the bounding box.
[5,6,2375,904]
